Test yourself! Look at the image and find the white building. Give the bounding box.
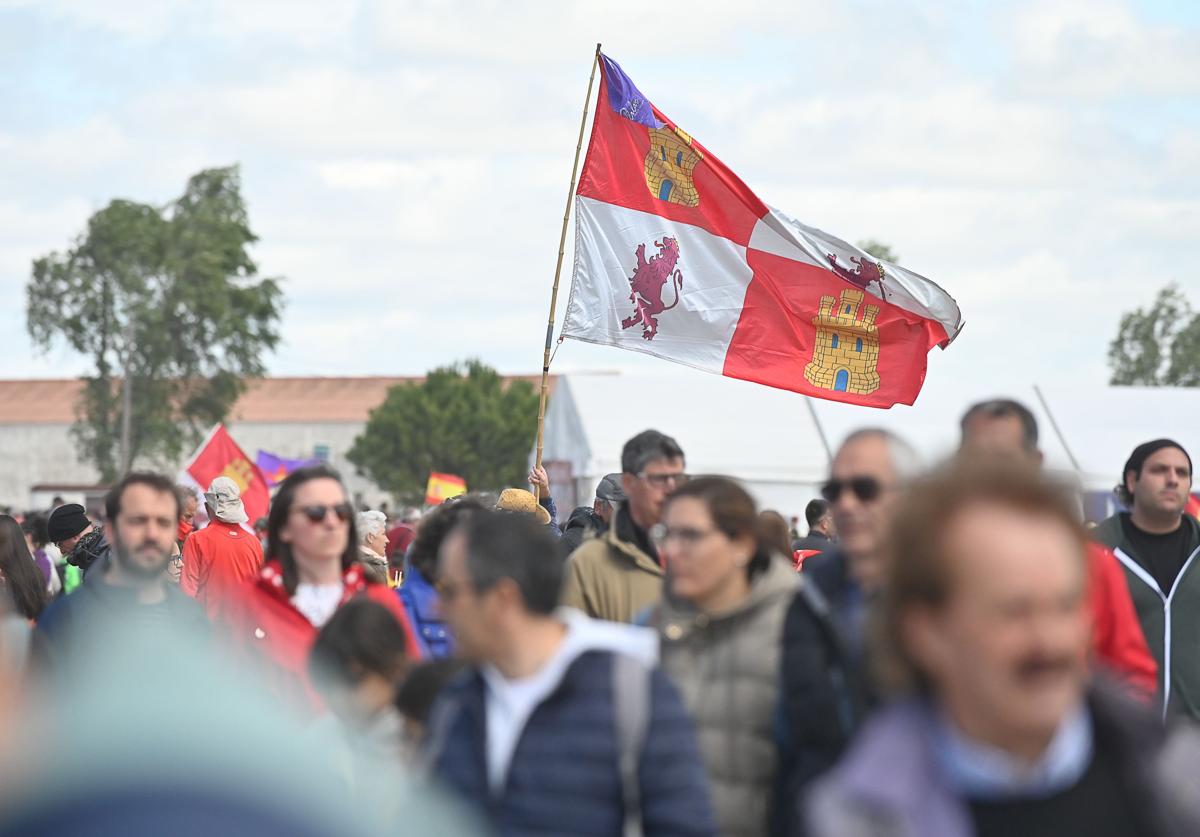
[0,377,421,513]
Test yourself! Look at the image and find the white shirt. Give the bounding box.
[478,609,660,793]
[291,582,343,628]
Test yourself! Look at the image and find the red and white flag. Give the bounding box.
[179,424,270,524]
[561,54,964,408]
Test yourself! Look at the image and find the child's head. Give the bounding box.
[394,658,467,743]
[308,599,410,725]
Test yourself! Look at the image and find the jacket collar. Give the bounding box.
[831,683,1161,829]
[255,559,368,607]
[606,504,663,576]
[659,554,798,639]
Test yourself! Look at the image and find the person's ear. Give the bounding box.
[902,605,950,682]
[621,473,637,497]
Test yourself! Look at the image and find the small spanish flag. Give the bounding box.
[426,472,467,506]
[1187,494,1200,522]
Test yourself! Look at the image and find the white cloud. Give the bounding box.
[1008,0,1200,97]
[0,0,1195,392]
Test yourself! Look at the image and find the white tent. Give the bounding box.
[538,369,832,517]
[538,368,1200,521]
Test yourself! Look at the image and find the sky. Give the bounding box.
[1,0,1197,396]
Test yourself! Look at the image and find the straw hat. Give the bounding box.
[496,488,552,526]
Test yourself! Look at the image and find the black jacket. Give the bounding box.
[560,506,607,556]
[771,559,871,837]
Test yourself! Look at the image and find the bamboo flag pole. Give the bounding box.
[532,42,602,499]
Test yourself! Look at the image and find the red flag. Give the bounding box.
[561,54,964,408]
[184,425,270,523]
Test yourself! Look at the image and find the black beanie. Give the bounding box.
[47,503,90,543]
[1122,439,1193,488]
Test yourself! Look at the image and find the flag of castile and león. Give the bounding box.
[560,54,964,408]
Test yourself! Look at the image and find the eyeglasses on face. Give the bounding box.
[636,471,690,488]
[820,476,885,504]
[650,523,720,547]
[295,502,354,524]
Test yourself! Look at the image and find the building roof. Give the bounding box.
[0,375,553,425]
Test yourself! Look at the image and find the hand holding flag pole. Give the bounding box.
[533,42,602,499]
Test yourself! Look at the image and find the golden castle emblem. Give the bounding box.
[804,289,881,395]
[644,125,702,206]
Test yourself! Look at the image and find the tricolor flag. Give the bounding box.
[180,425,270,524]
[561,54,964,408]
[425,472,467,506]
[256,450,321,487]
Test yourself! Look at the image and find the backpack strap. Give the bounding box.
[795,581,858,735]
[612,653,651,837]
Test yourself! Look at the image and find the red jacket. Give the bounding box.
[217,560,422,713]
[181,520,264,618]
[1089,542,1157,696]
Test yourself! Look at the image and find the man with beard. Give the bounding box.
[37,473,207,664]
[1095,439,1200,719]
[805,459,1200,836]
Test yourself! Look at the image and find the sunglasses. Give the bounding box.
[820,477,885,504]
[296,502,354,524]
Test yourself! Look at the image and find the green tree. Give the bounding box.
[1109,284,1200,386]
[857,239,899,264]
[348,360,539,503]
[26,166,283,479]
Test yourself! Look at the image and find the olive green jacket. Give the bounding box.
[560,504,663,624]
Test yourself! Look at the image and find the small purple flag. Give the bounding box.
[256,450,321,487]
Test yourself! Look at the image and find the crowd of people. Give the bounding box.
[0,396,1198,835]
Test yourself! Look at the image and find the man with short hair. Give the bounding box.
[807,460,1200,836]
[804,428,922,644]
[1095,439,1200,719]
[180,477,264,618]
[773,429,919,832]
[792,499,834,552]
[561,429,686,623]
[960,398,1157,696]
[37,473,207,662]
[47,502,111,581]
[560,473,626,555]
[428,512,716,837]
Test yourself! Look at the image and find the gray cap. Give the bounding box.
[595,473,626,503]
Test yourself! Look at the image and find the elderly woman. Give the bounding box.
[356,510,390,585]
[649,476,798,837]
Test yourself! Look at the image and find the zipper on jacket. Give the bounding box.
[1113,544,1200,720]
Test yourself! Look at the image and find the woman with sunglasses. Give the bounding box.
[217,465,421,713]
[647,476,798,837]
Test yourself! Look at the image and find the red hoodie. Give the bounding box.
[1088,542,1157,697]
[217,560,422,713]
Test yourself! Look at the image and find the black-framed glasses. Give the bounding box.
[296,502,354,523]
[637,471,690,488]
[820,477,884,504]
